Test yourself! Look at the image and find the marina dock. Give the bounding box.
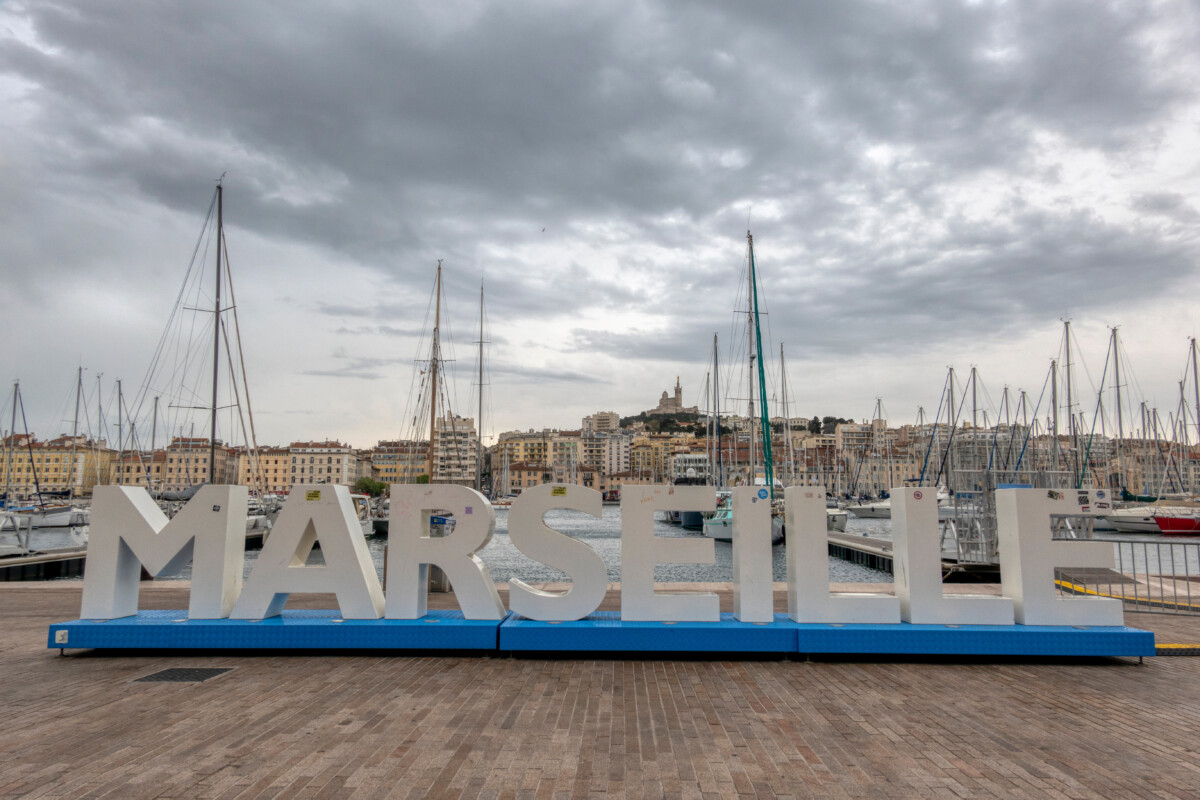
[826,531,1001,581]
[4,581,1199,798]
[827,531,896,573]
[0,528,270,581]
[0,547,87,581]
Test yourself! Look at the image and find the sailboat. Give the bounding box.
[372,261,464,537]
[127,180,268,527]
[1,381,89,529]
[703,232,784,545]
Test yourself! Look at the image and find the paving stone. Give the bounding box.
[1,583,1198,799]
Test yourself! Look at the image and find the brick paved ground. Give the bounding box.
[2,583,1198,799]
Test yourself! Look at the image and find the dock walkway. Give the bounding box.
[2,583,1199,798]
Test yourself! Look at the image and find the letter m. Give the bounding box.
[80,485,248,619]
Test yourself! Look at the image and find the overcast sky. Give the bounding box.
[2,1,1199,450]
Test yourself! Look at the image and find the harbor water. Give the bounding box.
[9,506,895,583]
[264,506,894,584]
[15,507,1197,584]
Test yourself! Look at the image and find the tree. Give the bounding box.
[807,416,821,434]
[821,416,851,435]
[353,477,388,497]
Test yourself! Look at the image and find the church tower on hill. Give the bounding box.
[646,377,698,416]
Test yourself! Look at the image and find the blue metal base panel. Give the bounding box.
[47,613,1154,657]
[500,612,800,652]
[793,624,1155,657]
[47,609,502,650]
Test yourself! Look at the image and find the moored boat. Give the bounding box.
[5,504,89,528]
[1107,506,1170,534]
[701,503,785,545]
[1154,514,1200,535]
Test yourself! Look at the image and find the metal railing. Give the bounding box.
[1055,539,1200,615]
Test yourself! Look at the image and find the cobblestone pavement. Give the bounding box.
[3,583,1198,799]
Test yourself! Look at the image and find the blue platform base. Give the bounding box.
[501,613,1154,657]
[501,612,799,652]
[48,609,501,650]
[49,611,1155,658]
[792,623,1154,657]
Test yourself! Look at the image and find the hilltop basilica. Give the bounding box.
[646,377,699,416]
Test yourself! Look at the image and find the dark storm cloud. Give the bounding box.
[2,0,1199,437]
[1133,193,1200,224]
[487,362,607,385]
[301,354,408,380]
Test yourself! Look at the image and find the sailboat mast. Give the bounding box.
[476,281,484,491]
[4,382,15,504]
[780,343,793,486]
[1111,328,1124,440]
[713,333,722,488]
[1064,320,1078,478]
[746,232,774,497]
[210,182,223,477]
[946,367,956,494]
[69,367,81,502]
[116,379,124,478]
[971,366,978,429]
[1191,337,1200,448]
[95,374,104,485]
[1051,359,1060,470]
[746,234,756,486]
[426,261,442,483]
[148,396,159,491]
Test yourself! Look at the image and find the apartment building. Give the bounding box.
[495,461,602,495]
[371,440,430,486]
[582,411,620,434]
[630,433,695,482]
[112,450,166,490]
[432,415,479,485]
[671,452,710,481]
[1,434,113,498]
[495,429,556,471]
[289,440,357,487]
[160,437,236,490]
[236,446,292,494]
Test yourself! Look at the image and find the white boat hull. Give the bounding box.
[1107,515,1163,534]
[826,509,848,532]
[847,502,890,519]
[1106,507,1171,534]
[702,514,784,544]
[19,506,89,528]
[702,516,732,542]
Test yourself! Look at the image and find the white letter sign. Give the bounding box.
[892,488,1013,625]
[80,485,247,620]
[507,484,607,621]
[231,485,384,620]
[386,484,505,620]
[731,487,774,623]
[786,487,900,624]
[619,485,719,622]
[996,488,1122,626]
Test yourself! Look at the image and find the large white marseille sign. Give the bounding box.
[78,483,1123,627]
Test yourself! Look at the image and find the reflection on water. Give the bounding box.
[261,507,893,584]
[37,505,884,584]
[15,508,1197,584]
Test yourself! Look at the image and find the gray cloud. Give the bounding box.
[2,0,1199,443]
[300,354,409,381]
